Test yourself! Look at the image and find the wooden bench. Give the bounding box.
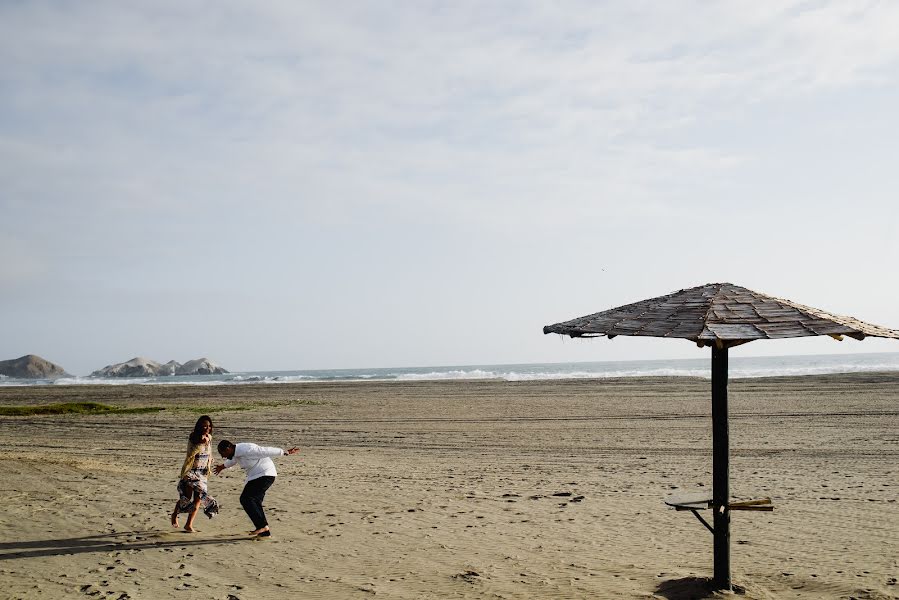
[665,494,773,534]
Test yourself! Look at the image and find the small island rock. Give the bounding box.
[159,360,182,376]
[0,354,69,379]
[91,357,228,377]
[176,358,228,375]
[91,357,164,378]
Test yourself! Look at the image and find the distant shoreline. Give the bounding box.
[4,351,899,387]
[3,370,899,405]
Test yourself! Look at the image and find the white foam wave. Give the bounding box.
[504,367,710,381]
[256,375,316,384]
[52,376,154,386]
[393,367,712,381]
[396,369,499,381]
[729,362,899,379]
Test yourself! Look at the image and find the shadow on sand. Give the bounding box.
[0,530,249,561]
[654,576,747,599]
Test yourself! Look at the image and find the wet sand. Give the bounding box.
[0,375,897,599]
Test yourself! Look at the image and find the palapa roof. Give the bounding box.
[543,282,899,349]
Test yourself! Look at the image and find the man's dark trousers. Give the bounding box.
[240,476,275,529]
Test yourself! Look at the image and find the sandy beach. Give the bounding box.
[0,375,897,599]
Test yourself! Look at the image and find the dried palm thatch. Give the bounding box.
[543,282,899,349]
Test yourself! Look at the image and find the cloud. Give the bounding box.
[2,2,897,236]
[3,2,896,266]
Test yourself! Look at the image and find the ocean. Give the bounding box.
[3,352,899,387]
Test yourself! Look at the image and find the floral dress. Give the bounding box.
[176,440,220,518]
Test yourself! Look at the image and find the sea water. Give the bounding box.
[3,352,899,387]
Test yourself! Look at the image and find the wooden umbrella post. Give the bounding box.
[711,346,731,590]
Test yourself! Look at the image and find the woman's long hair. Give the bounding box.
[189,415,214,445]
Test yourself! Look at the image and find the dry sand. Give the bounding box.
[0,374,897,599]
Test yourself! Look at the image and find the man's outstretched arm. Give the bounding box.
[238,443,299,459]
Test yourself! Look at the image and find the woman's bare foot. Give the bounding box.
[184,498,201,533]
[171,511,179,528]
[248,526,269,536]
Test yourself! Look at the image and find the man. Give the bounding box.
[214,439,299,537]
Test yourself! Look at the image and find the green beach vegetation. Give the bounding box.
[0,402,164,416]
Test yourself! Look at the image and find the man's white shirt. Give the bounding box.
[223,442,285,483]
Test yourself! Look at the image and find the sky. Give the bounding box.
[2,1,899,375]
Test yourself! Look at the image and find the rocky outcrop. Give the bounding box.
[159,360,181,376]
[0,355,69,379]
[91,357,228,377]
[91,357,164,377]
[176,358,228,375]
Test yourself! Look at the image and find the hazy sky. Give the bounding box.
[3,1,899,375]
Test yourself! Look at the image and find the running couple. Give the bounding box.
[172,415,298,537]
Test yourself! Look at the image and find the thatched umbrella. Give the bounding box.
[542,282,899,590]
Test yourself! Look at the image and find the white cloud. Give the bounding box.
[4,1,897,223]
[2,1,896,232]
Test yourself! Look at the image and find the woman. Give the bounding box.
[171,415,220,531]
